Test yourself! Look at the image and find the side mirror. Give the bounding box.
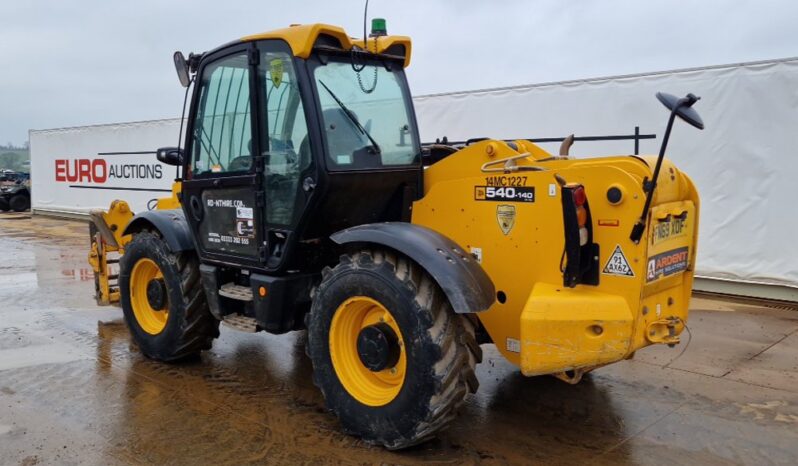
[157,147,184,166]
[656,92,704,130]
[173,51,191,88]
[630,91,705,243]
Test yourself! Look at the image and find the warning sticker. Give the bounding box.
[603,245,634,277]
[646,246,689,282]
[270,59,284,88]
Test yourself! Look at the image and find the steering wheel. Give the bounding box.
[269,137,298,165]
[227,155,252,172]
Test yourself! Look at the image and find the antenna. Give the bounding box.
[363,0,370,50]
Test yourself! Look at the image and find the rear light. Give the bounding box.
[576,205,588,246]
[579,226,589,246]
[573,186,586,206]
[576,205,587,226]
[559,183,599,287]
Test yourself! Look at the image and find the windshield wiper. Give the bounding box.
[318,79,381,154]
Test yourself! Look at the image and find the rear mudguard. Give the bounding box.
[122,209,194,252]
[331,222,496,314]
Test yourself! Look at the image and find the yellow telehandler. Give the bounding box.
[88,20,703,448]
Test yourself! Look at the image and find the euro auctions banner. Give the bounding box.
[30,119,182,215]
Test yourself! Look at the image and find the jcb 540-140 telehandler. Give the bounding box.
[87,21,704,448]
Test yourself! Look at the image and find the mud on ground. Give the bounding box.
[1,212,797,465]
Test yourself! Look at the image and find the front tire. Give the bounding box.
[10,194,29,212]
[119,232,219,361]
[0,197,10,212]
[307,249,481,449]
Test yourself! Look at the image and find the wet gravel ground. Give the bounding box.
[1,212,797,465]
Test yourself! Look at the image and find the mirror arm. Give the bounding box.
[630,107,678,243]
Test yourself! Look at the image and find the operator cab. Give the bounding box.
[171,24,422,274]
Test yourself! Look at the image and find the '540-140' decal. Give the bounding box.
[475,186,535,203]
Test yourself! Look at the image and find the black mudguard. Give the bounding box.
[122,209,194,252]
[331,222,496,314]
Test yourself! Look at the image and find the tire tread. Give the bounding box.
[121,232,219,361]
[308,248,480,449]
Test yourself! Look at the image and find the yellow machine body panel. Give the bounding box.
[520,283,632,375]
[241,23,412,67]
[412,140,699,376]
[88,182,183,305]
[155,180,182,211]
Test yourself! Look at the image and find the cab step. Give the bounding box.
[222,314,259,333]
[218,283,253,301]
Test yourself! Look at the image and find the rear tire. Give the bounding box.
[306,249,481,449]
[119,232,219,361]
[10,194,29,212]
[0,197,10,212]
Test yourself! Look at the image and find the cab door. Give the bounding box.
[182,44,264,267]
[254,41,317,269]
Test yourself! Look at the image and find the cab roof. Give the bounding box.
[240,23,412,68]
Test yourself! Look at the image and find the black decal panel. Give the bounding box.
[474,186,535,203]
[199,188,258,257]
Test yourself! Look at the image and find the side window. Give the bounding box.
[192,53,252,175]
[260,50,311,225]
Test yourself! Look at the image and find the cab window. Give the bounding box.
[312,58,419,170]
[259,50,311,225]
[192,53,253,176]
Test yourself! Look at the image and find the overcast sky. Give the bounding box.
[1,0,796,145]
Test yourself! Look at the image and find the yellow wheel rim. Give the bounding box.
[329,296,407,407]
[130,258,169,335]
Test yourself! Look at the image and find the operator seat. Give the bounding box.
[227,140,253,172]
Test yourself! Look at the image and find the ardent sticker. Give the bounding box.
[603,245,634,277]
[646,246,689,282]
[496,205,516,235]
[506,338,521,353]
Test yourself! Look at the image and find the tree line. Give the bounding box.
[0,142,29,151]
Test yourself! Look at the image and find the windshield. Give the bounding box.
[313,59,419,170]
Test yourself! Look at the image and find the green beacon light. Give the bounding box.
[370,18,387,37]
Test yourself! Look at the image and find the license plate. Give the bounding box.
[650,214,688,246]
